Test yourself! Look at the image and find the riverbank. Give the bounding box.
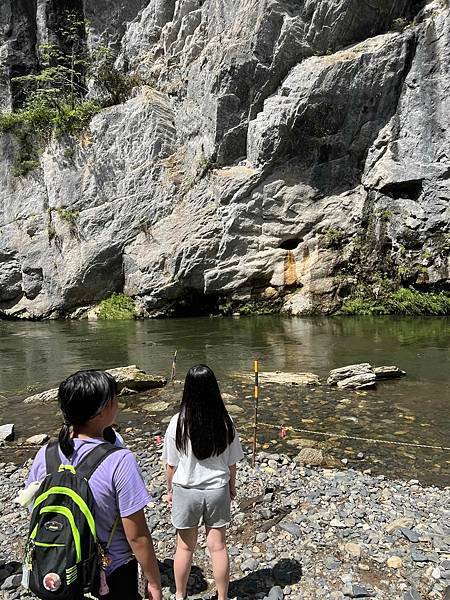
[1,432,448,600]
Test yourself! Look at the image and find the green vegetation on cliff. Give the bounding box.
[0,11,141,177]
[97,294,136,320]
[339,287,450,316]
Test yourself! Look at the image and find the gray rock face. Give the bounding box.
[0,1,448,318]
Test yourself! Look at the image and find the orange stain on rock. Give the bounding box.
[284,251,298,286]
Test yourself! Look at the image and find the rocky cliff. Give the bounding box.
[0,0,448,318]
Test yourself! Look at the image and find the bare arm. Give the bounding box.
[122,509,162,600]
[166,464,177,505]
[229,463,237,499]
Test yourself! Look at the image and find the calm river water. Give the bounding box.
[0,316,449,486]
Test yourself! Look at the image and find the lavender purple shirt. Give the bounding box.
[26,437,151,574]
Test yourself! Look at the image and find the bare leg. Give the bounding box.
[206,526,229,600]
[174,527,198,599]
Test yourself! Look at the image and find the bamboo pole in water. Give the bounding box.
[170,350,177,385]
[252,359,259,468]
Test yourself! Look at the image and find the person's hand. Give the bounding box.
[147,582,162,600]
[165,489,173,507]
[229,483,237,500]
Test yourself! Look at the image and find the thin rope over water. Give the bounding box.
[246,421,450,452]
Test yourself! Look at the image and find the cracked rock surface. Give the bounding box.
[0,0,448,318]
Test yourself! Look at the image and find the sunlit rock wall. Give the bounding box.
[0,0,448,318]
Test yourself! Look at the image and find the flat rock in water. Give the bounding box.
[373,365,406,379]
[24,388,58,404]
[234,371,320,386]
[327,363,373,386]
[0,424,14,442]
[295,447,324,466]
[259,371,320,386]
[25,434,49,445]
[337,373,376,389]
[24,365,167,403]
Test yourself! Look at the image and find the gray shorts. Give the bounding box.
[172,484,231,529]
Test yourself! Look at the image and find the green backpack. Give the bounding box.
[23,441,121,599]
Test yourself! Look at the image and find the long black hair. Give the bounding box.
[176,364,235,460]
[58,370,118,458]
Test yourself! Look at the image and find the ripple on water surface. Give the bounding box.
[0,316,449,485]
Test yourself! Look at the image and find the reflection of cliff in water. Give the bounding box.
[0,316,448,485]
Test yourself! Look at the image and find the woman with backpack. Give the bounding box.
[24,370,162,600]
[162,364,244,600]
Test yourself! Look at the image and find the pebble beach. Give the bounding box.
[1,432,449,600]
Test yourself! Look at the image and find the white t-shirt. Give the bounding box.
[162,413,244,489]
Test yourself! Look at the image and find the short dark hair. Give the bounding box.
[58,370,117,458]
[176,364,235,460]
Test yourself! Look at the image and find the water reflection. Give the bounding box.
[0,316,449,485]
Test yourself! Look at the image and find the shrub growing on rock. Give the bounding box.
[97,293,136,320]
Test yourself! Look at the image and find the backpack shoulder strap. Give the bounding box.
[76,442,123,480]
[45,440,61,474]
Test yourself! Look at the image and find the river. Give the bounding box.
[0,316,449,486]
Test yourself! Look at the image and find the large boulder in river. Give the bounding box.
[107,365,166,392]
[24,365,166,403]
[327,363,406,389]
[327,363,373,386]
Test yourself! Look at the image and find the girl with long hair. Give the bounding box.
[25,370,162,600]
[162,365,244,600]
